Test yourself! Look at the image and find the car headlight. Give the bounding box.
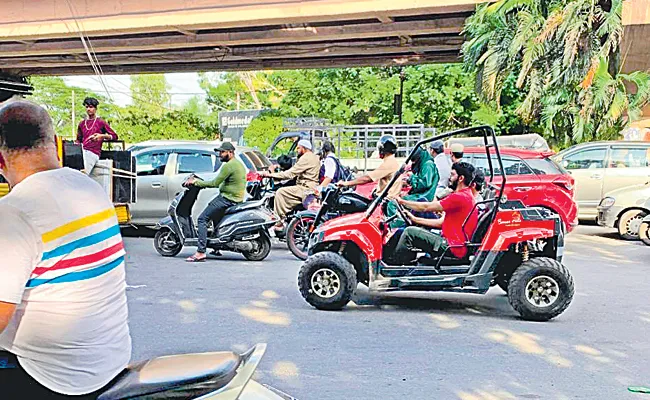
[599,197,615,208]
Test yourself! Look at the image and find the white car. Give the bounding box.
[130,142,270,226]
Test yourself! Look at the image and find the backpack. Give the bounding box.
[320,155,353,183]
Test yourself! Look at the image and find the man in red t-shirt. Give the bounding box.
[392,161,478,264]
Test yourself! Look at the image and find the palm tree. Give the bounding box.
[462,0,650,146]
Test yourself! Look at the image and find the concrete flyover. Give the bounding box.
[0,0,647,76]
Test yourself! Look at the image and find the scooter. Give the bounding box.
[154,175,277,261]
[97,343,295,399]
[286,185,371,260]
[640,213,650,246]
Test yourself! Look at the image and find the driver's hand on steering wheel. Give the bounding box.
[336,181,348,188]
[403,209,415,221]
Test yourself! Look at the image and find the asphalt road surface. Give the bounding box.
[122,225,649,400]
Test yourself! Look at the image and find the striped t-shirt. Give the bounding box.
[0,167,131,395]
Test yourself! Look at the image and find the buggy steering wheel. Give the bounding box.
[391,199,413,226]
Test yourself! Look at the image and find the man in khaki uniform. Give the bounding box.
[261,139,320,227]
[338,135,402,199]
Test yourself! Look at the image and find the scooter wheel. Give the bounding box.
[243,234,272,261]
[154,229,182,257]
[640,221,650,246]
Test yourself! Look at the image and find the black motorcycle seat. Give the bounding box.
[98,351,241,400]
[225,199,265,215]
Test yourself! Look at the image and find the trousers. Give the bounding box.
[392,226,449,264]
[197,195,236,253]
[0,351,115,399]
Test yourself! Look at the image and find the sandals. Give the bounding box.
[185,255,206,263]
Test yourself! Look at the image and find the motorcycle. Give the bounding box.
[154,175,277,261]
[97,343,295,399]
[640,213,650,246]
[286,185,371,260]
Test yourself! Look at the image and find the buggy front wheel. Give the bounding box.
[507,257,574,321]
[298,252,357,310]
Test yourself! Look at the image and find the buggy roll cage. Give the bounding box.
[365,126,507,258]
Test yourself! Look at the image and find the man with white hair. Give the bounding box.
[260,139,320,228]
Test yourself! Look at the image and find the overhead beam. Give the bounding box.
[0,0,482,41]
[4,53,461,76]
[1,37,464,69]
[0,17,467,58]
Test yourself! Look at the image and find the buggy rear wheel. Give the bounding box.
[298,252,357,310]
[508,257,574,321]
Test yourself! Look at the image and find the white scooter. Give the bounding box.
[98,344,295,399]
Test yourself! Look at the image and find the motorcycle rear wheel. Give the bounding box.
[287,215,316,261]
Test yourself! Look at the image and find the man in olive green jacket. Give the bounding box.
[186,142,246,262]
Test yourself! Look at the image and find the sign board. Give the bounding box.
[219,110,266,143]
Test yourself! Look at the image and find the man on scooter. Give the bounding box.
[259,139,320,230]
[391,162,479,264]
[185,142,246,262]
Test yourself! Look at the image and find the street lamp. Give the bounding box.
[394,67,406,124]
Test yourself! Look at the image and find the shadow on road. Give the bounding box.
[121,226,156,238]
[349,288,518,321]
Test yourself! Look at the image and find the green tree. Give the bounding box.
[463,0,650,147]
[28,76,120,139]
[130,74,171,117]
[242,111,284,150]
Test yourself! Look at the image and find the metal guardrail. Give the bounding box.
[283,123,437,172]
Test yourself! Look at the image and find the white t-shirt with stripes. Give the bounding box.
[0,168,131,395]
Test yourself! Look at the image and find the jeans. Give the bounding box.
[392,226,449,265]
[0,351,116,399]
[197,195,236,253]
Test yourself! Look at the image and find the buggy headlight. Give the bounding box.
[599,197,615,208]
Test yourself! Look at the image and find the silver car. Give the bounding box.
[553,141,650,220]
[597,182,650,240]
[130,142,270,226]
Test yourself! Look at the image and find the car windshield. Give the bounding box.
[238,153,255,171]
[525,157,566,175]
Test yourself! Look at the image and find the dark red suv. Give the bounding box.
[461,147,578,233]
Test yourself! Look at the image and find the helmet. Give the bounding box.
[319,141,336,155]
[377,135,398,156]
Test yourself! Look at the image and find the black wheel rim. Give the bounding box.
[159,231,179,252]
[293,218,314,252]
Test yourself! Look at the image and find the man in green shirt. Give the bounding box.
[185,142,246,262]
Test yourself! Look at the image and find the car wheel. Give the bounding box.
[154,229,182,257]
[298,252,357,311]
[618,210,648,240]
[287,215,315,261]
[508,257,574,321]
[243,234,272,261]
[639,221,650,246]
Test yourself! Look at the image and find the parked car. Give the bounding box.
[597,182,650,240]
[553,141,650,220]
[462,147,578,233]
[130,142,271,226]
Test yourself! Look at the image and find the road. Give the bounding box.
[122,225,649,400]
